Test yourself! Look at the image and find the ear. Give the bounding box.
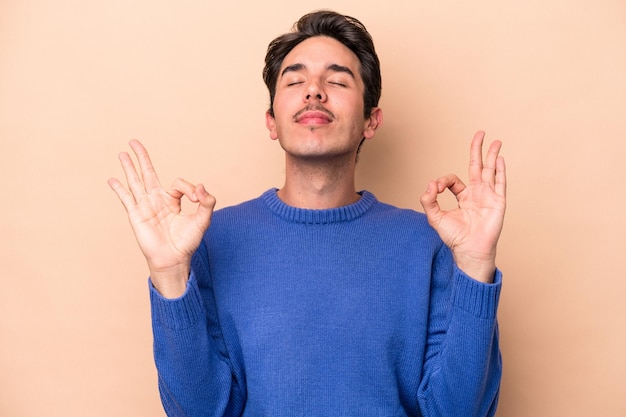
[363,107,383,140]
[265,111,279,140]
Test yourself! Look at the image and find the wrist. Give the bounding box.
[453,252,496,284]
[148,262,190,298]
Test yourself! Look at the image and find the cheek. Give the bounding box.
[272,93,298,118]
[345,98,367,123]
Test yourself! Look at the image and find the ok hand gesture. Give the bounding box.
[108,140,216,297]
[420,131,506,283]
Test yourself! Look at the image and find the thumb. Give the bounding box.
[420,181,442,224]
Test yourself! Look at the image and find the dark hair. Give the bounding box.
[263,10,382,118]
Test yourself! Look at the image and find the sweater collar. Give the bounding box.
[261,188,376,224]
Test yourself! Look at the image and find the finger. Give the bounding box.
[482,140,502,186]
[107,177,136,212]
[468,131,485,184]
[118,151,146,198]
[436,174,466,197]
[495,156,506,197]
[129,139,162,191]
[166,178,199,201]
[193,184,217,231]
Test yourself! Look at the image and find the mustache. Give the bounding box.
[292,104,335,121]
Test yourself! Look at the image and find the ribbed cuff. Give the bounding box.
[149,272,204,330]
[452,267,502,319]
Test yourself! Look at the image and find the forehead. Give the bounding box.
[280,36,361,75]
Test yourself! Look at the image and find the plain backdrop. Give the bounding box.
[1,0,625,416]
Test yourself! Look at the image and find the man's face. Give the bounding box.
[266,36,382,162]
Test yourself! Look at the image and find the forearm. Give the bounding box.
[419,268,502,416]
[150,275,240,416]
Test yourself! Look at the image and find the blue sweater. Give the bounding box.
[150,189,502,417]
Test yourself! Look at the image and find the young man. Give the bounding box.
[109,10,506,417]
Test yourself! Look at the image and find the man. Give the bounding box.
[109,10,506,417]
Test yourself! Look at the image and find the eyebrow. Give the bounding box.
[280,63,356,79]
[281,63,305,77]
[327,64,355,79]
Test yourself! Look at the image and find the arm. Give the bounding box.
[417,131,506,415]
[109,141,243,416]
[418,246,502,416]
[151,266,245,417]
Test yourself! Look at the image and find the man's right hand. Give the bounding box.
[108,140,216,298]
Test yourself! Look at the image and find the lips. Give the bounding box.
[296,112,332,125]
[293,107,334,125]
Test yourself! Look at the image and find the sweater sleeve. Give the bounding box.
[149,240,246,416]
[417,245,502,417]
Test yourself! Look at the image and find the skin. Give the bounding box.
[108,35,506,298]
[107,139,215,297]
[266,36,382,209]
[420,131,506,283]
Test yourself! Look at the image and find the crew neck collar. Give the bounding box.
[261,188,376,224]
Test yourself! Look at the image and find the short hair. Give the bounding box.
[263,10,382,118]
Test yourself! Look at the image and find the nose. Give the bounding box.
[304,81,326,102]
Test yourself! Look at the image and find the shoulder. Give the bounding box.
[205,190,276,241]
[212,194,265,219]
[210,189,278,223]
[357,192,442,245]
[367,195,430,228]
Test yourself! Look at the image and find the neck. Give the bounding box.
[278,155,359,209]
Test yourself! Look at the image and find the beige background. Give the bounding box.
[1,0,625,416]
